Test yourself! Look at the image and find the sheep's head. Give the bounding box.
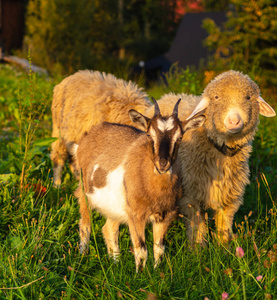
[129,98,205,174]
[186,70,276,144]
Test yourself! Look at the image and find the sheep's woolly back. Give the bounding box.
[145,93,201,120]
[51,70,151,144]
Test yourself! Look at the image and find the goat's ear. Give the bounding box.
[182,115,205,132]
[129,109,150,130]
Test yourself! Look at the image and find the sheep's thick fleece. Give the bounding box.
[145,70,276,244]
[51,70,151,186]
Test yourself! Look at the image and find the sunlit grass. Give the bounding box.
[0,65,276,299]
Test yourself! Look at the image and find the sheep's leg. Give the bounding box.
[128,216,147,272]
[53,161,64,187]
[183,203,208,246]
[76,187,91,254]
[51,138,67,186]
[152,211,176,268]
[215,204,239,243]
[68,153,80,180]
[102,218,120,260]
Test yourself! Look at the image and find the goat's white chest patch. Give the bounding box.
[157,117,175,132]
[87,165,128,222]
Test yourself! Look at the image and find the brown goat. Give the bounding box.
[73,99,205,271]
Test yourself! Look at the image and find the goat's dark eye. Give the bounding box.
[215,95,219,100]
[246,96,251,100]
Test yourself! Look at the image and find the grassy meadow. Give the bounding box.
[0,64,276,300]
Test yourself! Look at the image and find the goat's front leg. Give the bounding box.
[128,216,147,272]
[102,218,120,260]
[152,211,176,268]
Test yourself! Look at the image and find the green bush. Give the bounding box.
[203,0,277,87]
[23,0,181,75]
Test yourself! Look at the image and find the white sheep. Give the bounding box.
[51,70,151,186]
[73,99,205,271]
[145,70,276,245]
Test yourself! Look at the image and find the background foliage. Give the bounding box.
[203,0,277,86]
[23,0,181,75]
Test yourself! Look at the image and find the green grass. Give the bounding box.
[0,65,276,299]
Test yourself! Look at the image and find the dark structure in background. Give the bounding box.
[0,0,25,56]
[141,12,226,80]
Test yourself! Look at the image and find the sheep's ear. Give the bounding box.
[186,97,209,120]
[257,96,276,117]
[182,115,205,132]
[129,109,150,130]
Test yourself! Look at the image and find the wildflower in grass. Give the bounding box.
[256,275,263,281]
[236,247,244,258]
[267,250,277,263]
[263,259,271,268]
[223,268,233,276]
[221,292,229,299]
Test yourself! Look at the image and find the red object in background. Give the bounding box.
[25,183,47,197]
[175,0,204,16]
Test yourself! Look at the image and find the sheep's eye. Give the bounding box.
[215,95,219,100]
[246,96,251,100]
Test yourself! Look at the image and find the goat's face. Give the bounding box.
[148,115,183,174]
[129,98,206,174]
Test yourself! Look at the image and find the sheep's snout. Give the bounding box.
[224,110,244,133]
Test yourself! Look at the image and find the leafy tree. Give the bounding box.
[25,0,96,74]
[203,0,277,85]
[24,0,181,74]
[202,0,230,11]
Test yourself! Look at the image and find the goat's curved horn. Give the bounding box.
[172,98,182,117]
[152,97,161,116]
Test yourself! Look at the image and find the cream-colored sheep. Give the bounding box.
[145,70,276,245]
[51,70,151,186]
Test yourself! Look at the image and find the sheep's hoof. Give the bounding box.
[110,251,120,263]
[79,241,89,254]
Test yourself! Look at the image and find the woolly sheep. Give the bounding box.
[145,70,276,245]
[51,70,151,186]
[73,99,205,271]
